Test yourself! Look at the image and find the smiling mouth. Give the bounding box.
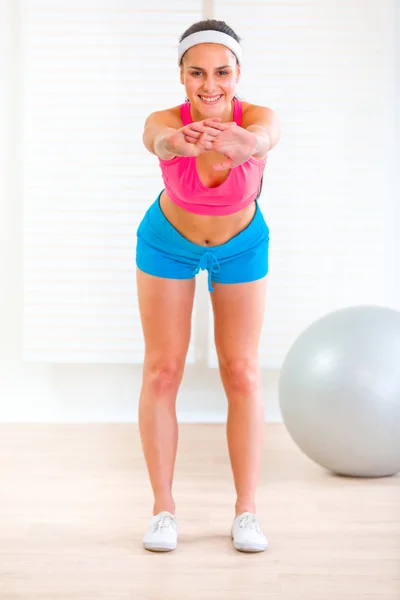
[198,94,223,105]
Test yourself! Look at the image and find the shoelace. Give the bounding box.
[153,515,176,533]
[238,513,261,532]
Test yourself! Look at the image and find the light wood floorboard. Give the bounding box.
[0,424,399,599]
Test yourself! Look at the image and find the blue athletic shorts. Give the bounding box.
[136,192,270,293]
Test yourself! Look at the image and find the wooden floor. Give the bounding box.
[0,423,399,600]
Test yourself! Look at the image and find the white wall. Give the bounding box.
[0,0,398,422]
[0,0,281,423]
[395,0,400,305]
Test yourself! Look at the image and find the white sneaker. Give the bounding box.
[142,511,178,552]
[231,512,269,553]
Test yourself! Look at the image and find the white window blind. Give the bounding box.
[22,0,203,363]
[208,0,396,368]
[22,0,396,368]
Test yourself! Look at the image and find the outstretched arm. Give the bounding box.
[243,105,281,160]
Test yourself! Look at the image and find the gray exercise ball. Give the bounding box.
[278,305,400,477]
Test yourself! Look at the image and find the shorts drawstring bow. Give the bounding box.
[193,252,221,292]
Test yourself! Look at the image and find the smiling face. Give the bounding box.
[180,42,240,121]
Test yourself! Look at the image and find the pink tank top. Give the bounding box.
[158,98,267,216]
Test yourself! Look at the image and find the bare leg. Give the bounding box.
[210,278,267,517]
[136,269,195,515]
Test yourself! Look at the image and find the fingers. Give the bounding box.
[184,132,206,144]
[184,123,221,145]
[202,119,236,131]
[185,135,198,144]
[184,135,215,148]
[195,131,212,153]
[185,122,212,134]
[184,129,219,142]
[185,123,222,138]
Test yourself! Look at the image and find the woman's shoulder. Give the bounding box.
[241,101,278,128]
[145,105,183,129]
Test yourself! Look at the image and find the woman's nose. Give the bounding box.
[203,76,216,92]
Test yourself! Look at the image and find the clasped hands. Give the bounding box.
[166,118,258,171]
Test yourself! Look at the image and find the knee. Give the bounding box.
[143,356,184,395]
[219,357,260,396]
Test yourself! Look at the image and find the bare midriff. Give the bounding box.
[159,190,256,247]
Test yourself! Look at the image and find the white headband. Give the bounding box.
[178,31,242,66]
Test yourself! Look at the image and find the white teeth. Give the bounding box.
[200,95,221,102]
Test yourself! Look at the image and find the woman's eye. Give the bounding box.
[189,70,229,77]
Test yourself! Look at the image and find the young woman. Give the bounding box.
[136,19,280,553]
